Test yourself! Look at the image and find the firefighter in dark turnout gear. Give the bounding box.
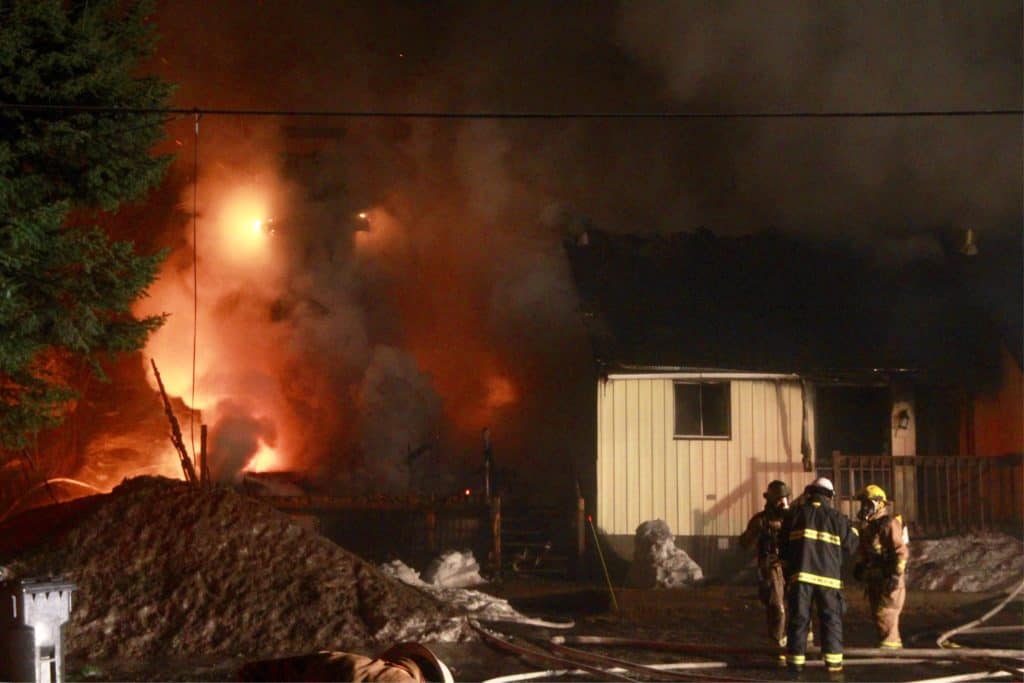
[853,484,909,649]
[740,480,791,652]
[779,477,859,674]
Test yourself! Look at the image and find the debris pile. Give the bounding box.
[625,519,703,589]
[3,476,473,660]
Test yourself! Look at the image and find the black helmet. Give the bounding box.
[764,480,790,503]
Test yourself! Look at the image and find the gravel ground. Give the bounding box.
[54,578,1024,681]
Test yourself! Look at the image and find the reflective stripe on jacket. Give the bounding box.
[780,494,858,588]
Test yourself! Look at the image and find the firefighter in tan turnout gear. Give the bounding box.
[779,477,859,674]
[739,480,791,654]
[853,484,910,649]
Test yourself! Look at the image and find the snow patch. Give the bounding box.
[908,532,1024,593]
[421,549,486,588]
[381,556,560,625]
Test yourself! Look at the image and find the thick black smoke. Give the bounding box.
[134,1,1020,494]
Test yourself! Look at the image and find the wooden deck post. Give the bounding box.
[575,495,586,579]
[425,508,437,554]
[200,424,209,487]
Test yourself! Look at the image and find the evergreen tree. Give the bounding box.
[0,0,173,450]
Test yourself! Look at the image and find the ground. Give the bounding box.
[64,578,1023,681]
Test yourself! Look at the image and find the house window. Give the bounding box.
[674,381,731,438]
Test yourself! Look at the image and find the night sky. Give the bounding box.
[101,1,1023,493]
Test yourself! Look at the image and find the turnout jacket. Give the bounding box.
[739,508,786,579]
[780,493,859,589]
[855,506,909,578]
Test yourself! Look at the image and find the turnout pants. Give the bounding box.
[867,576,906,648]
[759,563,787,645]
[786,581,844,669]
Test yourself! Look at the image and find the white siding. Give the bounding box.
[596,376,815,536]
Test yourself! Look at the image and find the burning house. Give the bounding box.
[564,227,1023,576]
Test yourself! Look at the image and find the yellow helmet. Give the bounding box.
[857,484,887,503]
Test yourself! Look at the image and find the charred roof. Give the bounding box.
[564,228,1008,389]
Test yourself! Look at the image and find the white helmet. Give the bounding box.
[810,476,834,496]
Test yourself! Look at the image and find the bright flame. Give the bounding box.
[244,442,283,473]
[217,186,272,260]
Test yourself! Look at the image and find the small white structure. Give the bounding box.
[0,578,75,683]
[596,373,816,539]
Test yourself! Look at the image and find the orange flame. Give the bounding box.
[244,441,282,473]
[133,170,297,482]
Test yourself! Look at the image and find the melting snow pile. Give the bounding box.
[907,531,1024,592]
[2,476,473,660]
[381,557,569,627]
[625,519,704,589]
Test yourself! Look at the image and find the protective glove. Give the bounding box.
[885,575,901,593]
[852,563,865,582]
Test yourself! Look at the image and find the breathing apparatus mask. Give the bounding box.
[857,497,881,521]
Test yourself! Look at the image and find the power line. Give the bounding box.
[1,102,1021,120]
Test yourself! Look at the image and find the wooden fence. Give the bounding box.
[266,493,503,572]
[832,452,1023,538]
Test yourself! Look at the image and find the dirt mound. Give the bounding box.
[5,476,472,659]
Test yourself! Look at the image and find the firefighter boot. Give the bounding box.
[823,652,843,675]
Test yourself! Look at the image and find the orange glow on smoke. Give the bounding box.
[485,375,517,410]
[353,208,407,256]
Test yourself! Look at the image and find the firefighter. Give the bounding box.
[853,484,909,649]
[739,480,791,654]
[779,476,859,675]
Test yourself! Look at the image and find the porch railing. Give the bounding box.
[832,452,1023,538]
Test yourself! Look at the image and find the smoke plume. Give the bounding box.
[56,1,1021,496]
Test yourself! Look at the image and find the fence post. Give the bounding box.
[832,450,841,509]
[490,496,502,579]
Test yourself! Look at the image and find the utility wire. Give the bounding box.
[190,112,200,465]
[1,103,1021,119]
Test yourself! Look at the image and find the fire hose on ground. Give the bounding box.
[475,628,1023,682]
[552,634,1024,661]
[472,580,1024,681]
[936,577,1024,649]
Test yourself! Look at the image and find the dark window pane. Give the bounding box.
[674,383,701,435]
[702,382,731,436]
